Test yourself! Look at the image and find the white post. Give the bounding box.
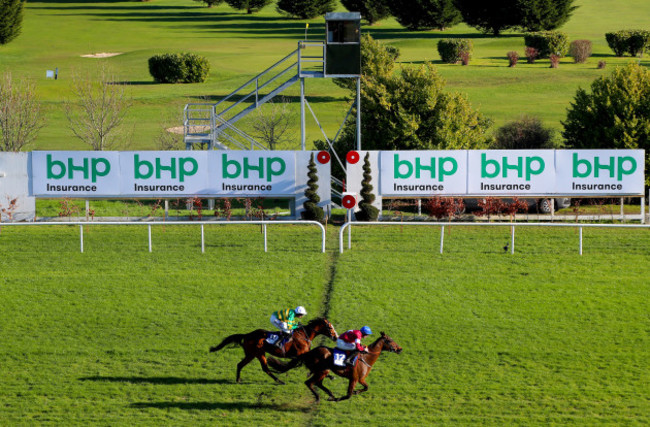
[621,197,625,221]
[264,224,268,253]
[579,226,583,255]
[300,78,306,151]
[80,225,84,253]
[148,225,152,253]
[440,225,444,254]
[164,200,169,220]
[201,224,205,253]
[642,195,646,224]
[510,225,515,254]
[347,209,352,249]
[85,200,90,221]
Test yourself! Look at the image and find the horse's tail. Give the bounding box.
[267,355,304,373]
[209,334,245,353]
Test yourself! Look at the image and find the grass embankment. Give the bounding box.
[0,0,649,150]
[1,225,648,424]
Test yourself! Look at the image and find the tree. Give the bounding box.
[388,0,461,31]
[317,35,492,180]
[64,64,133,151]
[454,0,520,35]
[250,98,297,150]
[302,153,324,221]
[225,0,272,14]
[517,0,578,32]
[492,115,561,149]
[276,0,336,19]
[354,152,379,221]
[0,0,24,45]
[562,63,650,186]
[193,0,224,8]
[0,73,45,152]
[341,0,391,25]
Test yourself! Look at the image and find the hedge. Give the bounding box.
[524,31,569,58]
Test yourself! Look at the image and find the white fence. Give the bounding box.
[339,221,650,255]
[0,220,327,254]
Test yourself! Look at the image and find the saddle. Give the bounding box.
[266,331,292,348]
[332,348,357,368]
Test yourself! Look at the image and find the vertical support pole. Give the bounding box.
[356,77,361,150]
[641,195,646,224]
[80,225,84,253]
[510,225,515,254]
[300,78,306,151]
[201,224,205,253]
[264,224,268,253]
[347,209,352,249]
[164,200,169,220]
[255,79,259,107]
[620,197,625,221]
[148,225,152,253]
[440,225,444,254]
[579,226,583,255]
[85,200,90,221]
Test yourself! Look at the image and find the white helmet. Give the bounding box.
[295,306,307,316]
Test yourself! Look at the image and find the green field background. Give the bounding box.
[1,225,648,424]
[0,0,649,151]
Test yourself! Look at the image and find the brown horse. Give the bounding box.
[268,331,402,401]
[209,317,338,384]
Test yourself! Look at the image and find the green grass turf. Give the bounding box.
[1,225,649,424]
[1,0,649,150]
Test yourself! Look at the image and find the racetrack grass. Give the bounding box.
[1,225,649,424]
[1,0,649,150]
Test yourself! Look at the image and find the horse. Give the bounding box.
[209,317,338,384]
[267,331,402,402]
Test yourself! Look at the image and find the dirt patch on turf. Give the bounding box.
[81,53,123,58]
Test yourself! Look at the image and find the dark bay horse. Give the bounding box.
[209,317,338,384]
[268,332,402,401]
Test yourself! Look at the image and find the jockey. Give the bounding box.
[270,306,307,347]
[336,326,372,365]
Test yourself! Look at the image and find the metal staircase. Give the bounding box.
[184,41,325,150]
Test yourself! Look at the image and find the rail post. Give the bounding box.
[80,225,84,253]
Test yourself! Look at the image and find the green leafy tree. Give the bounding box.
[302,153,324,221]
[562,63,650,186]
[276,0,336,19]
[388,0,462,31]
[0,0,24,45]
[517,0,578,32]
[355,152,379,221]
[317,35,492,180]
[454,0,520,35]
[193,0,224,7]
[225,0,272,14]
[341,0,391,25]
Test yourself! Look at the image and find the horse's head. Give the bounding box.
[308,317,338,341]
[379,332,402,354]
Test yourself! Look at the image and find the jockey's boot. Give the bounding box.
[345,350,358,366]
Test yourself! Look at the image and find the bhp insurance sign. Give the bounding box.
[467,150,556,195]
[380,151,467,196]
[31,151,302,197]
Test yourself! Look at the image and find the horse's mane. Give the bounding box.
[306,316,327,327]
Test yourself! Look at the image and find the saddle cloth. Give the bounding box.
[332,348,357,368]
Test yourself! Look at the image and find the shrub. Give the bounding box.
[606,30,650,57]
[148,53,210,84]
[569,39,592,63]
[507,51,519,67]
[460,50,471,65]
[301,153,324,222]
[492,115,558,149]
[550,54,560,68]
[598,60,606,69]
[437,39,473,64]
[355,153,379,221]
[524,31,569,58]
[525,46,539,63]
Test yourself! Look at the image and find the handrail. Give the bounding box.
[214,115,268,150]
[0,220,327,254]
[338,221,650,254]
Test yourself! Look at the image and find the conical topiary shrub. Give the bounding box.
[355,153,379,221]
[302,153,324,222]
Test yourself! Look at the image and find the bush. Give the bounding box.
[525,46,539,63]
[550,54,560,68]
[148,53,210,84]
[569,39,592,63]
[605,30,650,57]
[493,115,558,149]
[598,60,606,69]
[507,51,519,67]
[437,39,473,64]
[524,31,569,58]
